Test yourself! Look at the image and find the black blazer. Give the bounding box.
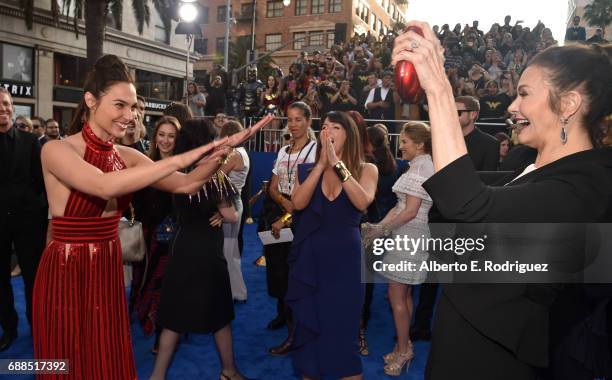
[0,128,45,218]
[422,148,612,369]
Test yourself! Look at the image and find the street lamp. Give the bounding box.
[175,1,201,105]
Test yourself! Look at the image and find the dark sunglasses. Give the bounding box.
[15,123,27,129]
[457,110,474,116]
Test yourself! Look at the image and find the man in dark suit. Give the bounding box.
[0,88,46,351]
[457,95,500,171]
[565,16,586,41]
[364,71,399,131]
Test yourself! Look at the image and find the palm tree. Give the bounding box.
[19,0,177,69]
[582,0,612,37]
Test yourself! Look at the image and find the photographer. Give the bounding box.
[329,80,359,112]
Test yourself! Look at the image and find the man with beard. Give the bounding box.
[44,119,62,142]
[205,75,227,115]
[237,65,264,119]
[0,88,46,352]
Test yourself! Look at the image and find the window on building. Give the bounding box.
[216,37,226,53]
[309,31,324,47]
[200,7,209,23]
[378,20,383,34]
[329,0,341,13]
[296,0,308,15]
[57,0,81,19]
[293,32,307,50]
[2,43,34,83]
[326,30,335,48]
[217,6,227,22]
[135,70,183,101]
[382,0,387,12]
[370,14,376,30]
[53,53,87,87]
[241,3,254,17]
[267,1,283,17]
[194,38,208,54]
[311,0,324,14]
[355,3,360,16]
[363,7,369,23]
[153,10,169,43]
[106,3,121,30]
[265,34,282,50]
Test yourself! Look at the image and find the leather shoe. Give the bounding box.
[0,331,17,352]
[266,314,286,330]
[268,336,293,356]
[410,328,431,341]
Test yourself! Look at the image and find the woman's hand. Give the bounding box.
[226,114,274,147]
[391,21,449,95]
[271,219,284,239]
[174,137,229,169]
[316,130,329,170]
[209,212,224,227]
[326,135,339,167]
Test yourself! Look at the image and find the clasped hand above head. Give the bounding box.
[391,21,449,94]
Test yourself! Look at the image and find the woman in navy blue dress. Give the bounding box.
[287,111,378,379]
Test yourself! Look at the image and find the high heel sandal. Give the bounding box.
[383,341,413,364]
[358,328,369,356]
[219,371,246,380]
[383,349,414,376]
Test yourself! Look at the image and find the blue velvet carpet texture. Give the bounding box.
[1,224,429,379]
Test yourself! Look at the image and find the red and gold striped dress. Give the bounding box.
[33,124,137,379]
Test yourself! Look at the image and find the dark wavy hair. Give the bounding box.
[367,126,397,175]
[69,55,134,135]
[174,118,217,173]
[316,111,364,180]
[163,102,193,128]
[528,43,612,147]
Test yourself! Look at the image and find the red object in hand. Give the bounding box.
[395,26,425,104]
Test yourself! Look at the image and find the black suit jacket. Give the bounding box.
[0,127,46,219]
[422,148,612,369]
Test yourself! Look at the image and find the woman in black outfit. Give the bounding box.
[392,23,612,379]
[151,119,246,380]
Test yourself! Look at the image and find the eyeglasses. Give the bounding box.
[15,123,27,130]
[457,110,474,116]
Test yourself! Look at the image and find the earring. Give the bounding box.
[560,117,568,144]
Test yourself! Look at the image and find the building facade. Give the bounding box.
[0,0,194,131]
[194,0,408,73]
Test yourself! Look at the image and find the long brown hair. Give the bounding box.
[347,110,374,162]
[316,111,364,180]
[148,116,181,161]
[68,55,134,135]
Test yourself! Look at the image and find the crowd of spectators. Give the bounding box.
[199,15,607,136]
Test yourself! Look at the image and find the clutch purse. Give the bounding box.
[119,203,146,262]
[155,216,177,243]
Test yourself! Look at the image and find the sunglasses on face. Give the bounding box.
[457,110,474,116]
[15,123,27,130]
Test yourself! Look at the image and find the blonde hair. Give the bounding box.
[401,121,432,154]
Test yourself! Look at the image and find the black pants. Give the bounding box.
[264,241,291,300]
[0,212,46,333]
[413,282,438,331]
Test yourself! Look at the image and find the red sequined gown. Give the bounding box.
[32,124,137,379]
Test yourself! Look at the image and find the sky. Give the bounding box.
[407,0,573,45]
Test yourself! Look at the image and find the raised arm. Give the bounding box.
[42,137,225,201]
[392,21,468,172]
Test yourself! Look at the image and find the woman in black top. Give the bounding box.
[393,23,612,379]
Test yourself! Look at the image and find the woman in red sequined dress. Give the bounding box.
[32,55,270,379]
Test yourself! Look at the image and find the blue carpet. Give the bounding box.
[1,224,429,379]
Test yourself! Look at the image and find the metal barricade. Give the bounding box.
[237,116,507,158]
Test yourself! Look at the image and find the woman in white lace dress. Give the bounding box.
[363,121,434,376]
